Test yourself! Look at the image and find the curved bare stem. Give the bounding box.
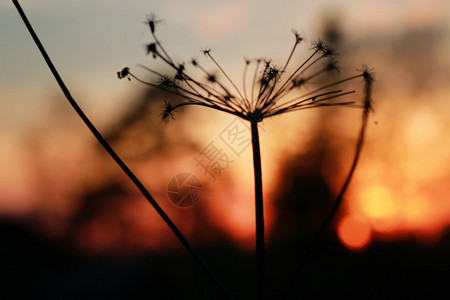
[282,104,371,299]
[12,1,233,298]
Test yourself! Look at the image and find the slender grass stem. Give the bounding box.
[251,59,262,109]
[205,52,245,102]
[271,49,319,100]
[243,60,250,104]
[282,105,370,300]
[12,1,232,298]
[250,120,265,299]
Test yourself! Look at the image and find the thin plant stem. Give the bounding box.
[205,52,245,102]
[12,1,232,298]
[282,104,371,300]
[251,120,265,299]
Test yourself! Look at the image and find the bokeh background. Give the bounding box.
[1,0,450,298]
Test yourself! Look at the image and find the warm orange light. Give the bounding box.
[337,215,372,250]
[356,185,400,232]
[358,185,397,218]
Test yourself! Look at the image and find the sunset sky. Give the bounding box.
[1,0,450,253]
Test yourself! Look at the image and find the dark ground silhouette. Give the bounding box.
[1,217,450,299]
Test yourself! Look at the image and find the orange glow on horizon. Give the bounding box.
[3,3,450,255]
[356,185,400,232]
[342,178,450,250]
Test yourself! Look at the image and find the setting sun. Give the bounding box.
[356,185,400,232]
[338,215,372,250]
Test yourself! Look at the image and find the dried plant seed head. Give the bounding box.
[292,29,304,44]
[312,38,328,53]
[364,97,374,114]
[324,58,340,73]
[175,64,185,80]
[259,76,269,86]
[359,65,376,83]
[263,64,283,83]
[145,14,162,34]
[202,48,211,56]
[160,98,176,122]
[360,65,375,114]
[207,73,217,83]
[124,16,374,124]
[146,43,158,58]
[117,67,130,80]
[158,75,172,87]
[292,77,306,89]
[322,46,337,57]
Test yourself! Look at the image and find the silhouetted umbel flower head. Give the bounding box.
[119,17,373,123]
[117,67,130,81]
